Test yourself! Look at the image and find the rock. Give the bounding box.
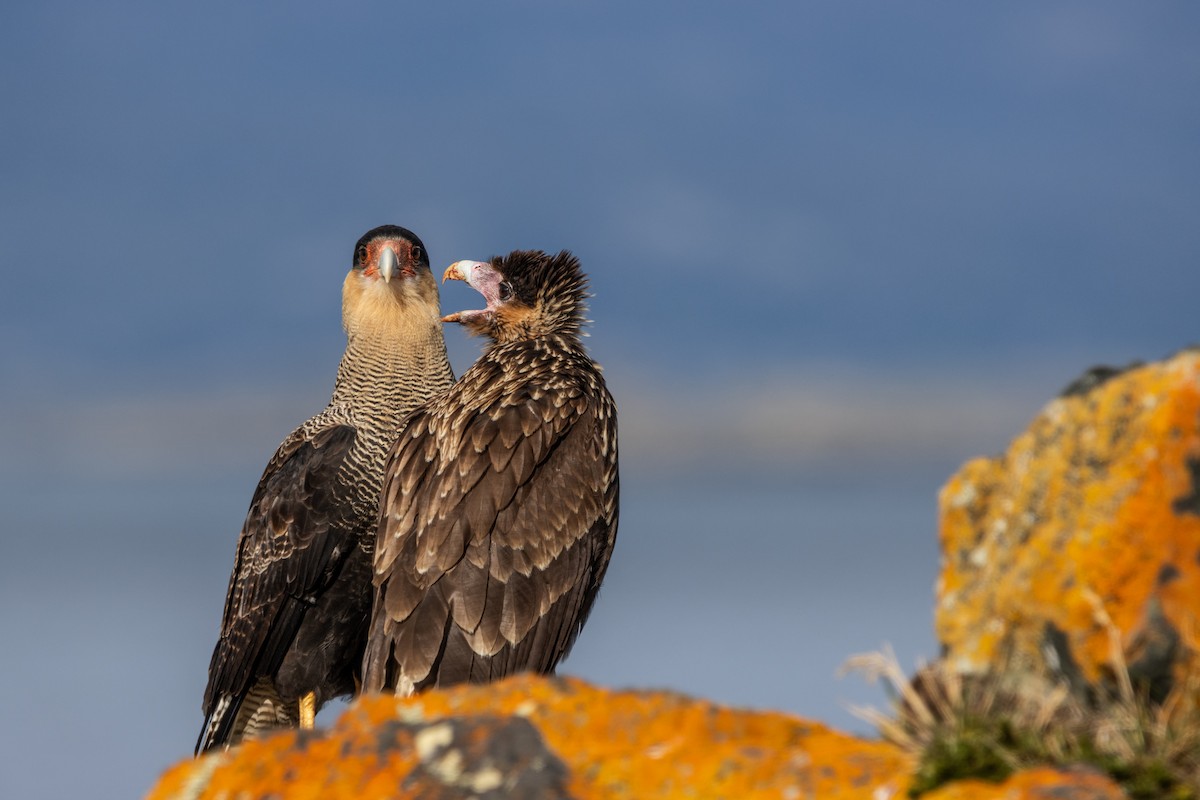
[148,675,913,799]
[936,349,1200,699]
[920,765,1127,799]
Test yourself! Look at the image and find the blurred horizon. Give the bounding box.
[3,2,1199,798]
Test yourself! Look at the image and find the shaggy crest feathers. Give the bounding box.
[494,249,589,337]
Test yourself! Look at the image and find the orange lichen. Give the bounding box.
[920,765,1126,799]
[936,352,1200,688]
[380,676,912,799]
[149,724,425,800]
[148,675,913,799]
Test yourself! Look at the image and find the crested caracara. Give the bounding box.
[362,249,619,696]
[197,225,454,752]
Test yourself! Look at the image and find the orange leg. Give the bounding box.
[299,692,316,729]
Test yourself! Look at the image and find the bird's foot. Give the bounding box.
[299,692,316,729]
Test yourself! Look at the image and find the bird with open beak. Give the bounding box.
[363,249,619,698]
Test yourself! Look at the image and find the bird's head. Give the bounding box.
[342,225,441,333]
[441,250,588,343]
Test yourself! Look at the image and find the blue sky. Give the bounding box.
[2,3,1199,798]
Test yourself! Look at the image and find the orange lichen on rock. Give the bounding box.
[936,350,1200,693]
[920,765,1127,799]
[378,675,913,799]
[148,674,914,799]
[150,703,571,799]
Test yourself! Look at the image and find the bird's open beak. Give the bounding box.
[441,261,496,324]
[379,246,399,283]
[443,261,476,284]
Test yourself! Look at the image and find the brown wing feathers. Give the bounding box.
[363,249,619,697]
[199,425,356,751]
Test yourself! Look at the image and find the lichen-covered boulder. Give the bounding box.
[936,349,1200,698]
[148,675,913,799]
[920,765,1127,799]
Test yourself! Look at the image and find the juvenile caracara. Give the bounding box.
[197,225,454,752]
[362,249,619,696]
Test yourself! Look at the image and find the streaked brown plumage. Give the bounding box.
[362,249,619,696]
[197,225,454,752]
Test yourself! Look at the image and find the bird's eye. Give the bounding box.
[499,281,513,301]
[355,245,368,264]
[412,245,423,262]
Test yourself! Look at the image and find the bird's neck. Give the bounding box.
[487,330,582,357]
[331,311,452,422]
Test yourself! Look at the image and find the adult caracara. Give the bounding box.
[362,249,619,696]
[197,225,454,752]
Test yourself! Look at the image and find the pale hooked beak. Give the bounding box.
[442,260,488,285]
[379,246,399,283]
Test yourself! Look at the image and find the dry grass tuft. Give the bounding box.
[843,641,1200,799]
